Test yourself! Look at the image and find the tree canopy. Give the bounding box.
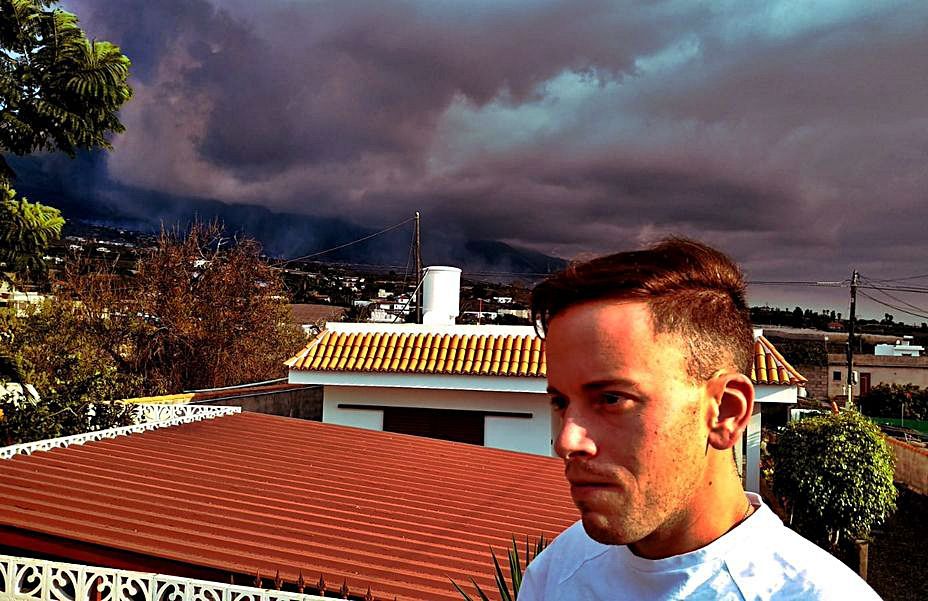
[1,221,305,444]
[771,410,896,549]
[0,186,63,283]
[0,0,132,184]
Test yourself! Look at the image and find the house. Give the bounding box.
[287,322,552,455]
[875,337,924,357]
[0,280,46,312]
[0,408,576,601]
[286,268,806,493]
[827,352,928,398]
[762,328,928,400]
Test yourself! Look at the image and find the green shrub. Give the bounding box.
[859,383,928,421]
[772,410,896,549]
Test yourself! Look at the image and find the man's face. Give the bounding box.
[545,300,712,546]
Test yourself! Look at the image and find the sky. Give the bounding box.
[48,0,928,320]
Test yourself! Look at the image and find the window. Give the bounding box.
[833,371,842,381]
[382,407,485,446]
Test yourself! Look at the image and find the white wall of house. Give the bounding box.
[321,384,554,456]
[755,385,799,405]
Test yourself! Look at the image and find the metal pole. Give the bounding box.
[414,211,422,324]
[846,270,859,408]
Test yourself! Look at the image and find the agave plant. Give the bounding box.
[451,534,548,601]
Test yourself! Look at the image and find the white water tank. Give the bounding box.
[422,266,461,325]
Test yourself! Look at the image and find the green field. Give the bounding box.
[869,417,928,434]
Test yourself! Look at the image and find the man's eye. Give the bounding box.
[602,393,628,406]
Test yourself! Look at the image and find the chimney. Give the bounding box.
[421,266,461,325]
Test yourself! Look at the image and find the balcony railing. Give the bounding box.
[0,405,241,460]
[0,555,347,601]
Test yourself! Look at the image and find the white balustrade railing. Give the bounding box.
[0,555,333,601]
[0,405,240,460]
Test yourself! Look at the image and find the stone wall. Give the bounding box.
[795,363,828,400]
[200,385,323,421]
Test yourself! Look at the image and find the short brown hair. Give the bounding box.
[532,238,754,380]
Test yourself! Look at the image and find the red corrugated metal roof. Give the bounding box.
[0,412,575,601]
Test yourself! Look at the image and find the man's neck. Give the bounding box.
[628,471,750,560]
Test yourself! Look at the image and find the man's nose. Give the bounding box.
[554,413,597,459]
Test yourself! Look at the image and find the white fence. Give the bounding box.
[0,555,337,601]
[0,405,241,460]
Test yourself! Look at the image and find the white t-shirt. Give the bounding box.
[519,493,881,600]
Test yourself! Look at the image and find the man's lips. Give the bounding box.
[568,480,617,489]
[568,480,618,501]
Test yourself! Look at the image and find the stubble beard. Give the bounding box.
[576,492,668,546]
[572,456,704,547]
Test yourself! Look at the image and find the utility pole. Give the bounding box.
[414,211,422,324]
[845,269,859,408]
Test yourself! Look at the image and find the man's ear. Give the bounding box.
[706,373,754,451]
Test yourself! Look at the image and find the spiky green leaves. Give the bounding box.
[451,534,548,601]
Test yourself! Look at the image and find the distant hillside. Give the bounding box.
[10,154,565,276]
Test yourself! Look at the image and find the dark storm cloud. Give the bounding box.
[68,0,688,174]
[53,0,928,316]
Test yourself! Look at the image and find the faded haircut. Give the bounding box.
[531,237,755,380]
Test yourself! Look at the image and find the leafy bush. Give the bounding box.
[859,383,928,421]
[771,410,896,549]
[0,393,136,447]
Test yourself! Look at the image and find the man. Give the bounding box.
[520,238,879,600]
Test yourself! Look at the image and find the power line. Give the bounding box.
[864,271,928,283]
[464,270,557,277]
[860,278,928,315]
[858,284,928,295]
[273,216,416,266]
[858,290,928,321]
[747,280,847,287]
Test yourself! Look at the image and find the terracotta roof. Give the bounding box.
[752,336,807,385]
[287,328,805,386]
[0,412,576,601]
[287,330,546,377]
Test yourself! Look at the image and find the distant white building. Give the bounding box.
[875,336,923,357]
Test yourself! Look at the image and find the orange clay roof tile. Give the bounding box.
[288,330,805,385]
